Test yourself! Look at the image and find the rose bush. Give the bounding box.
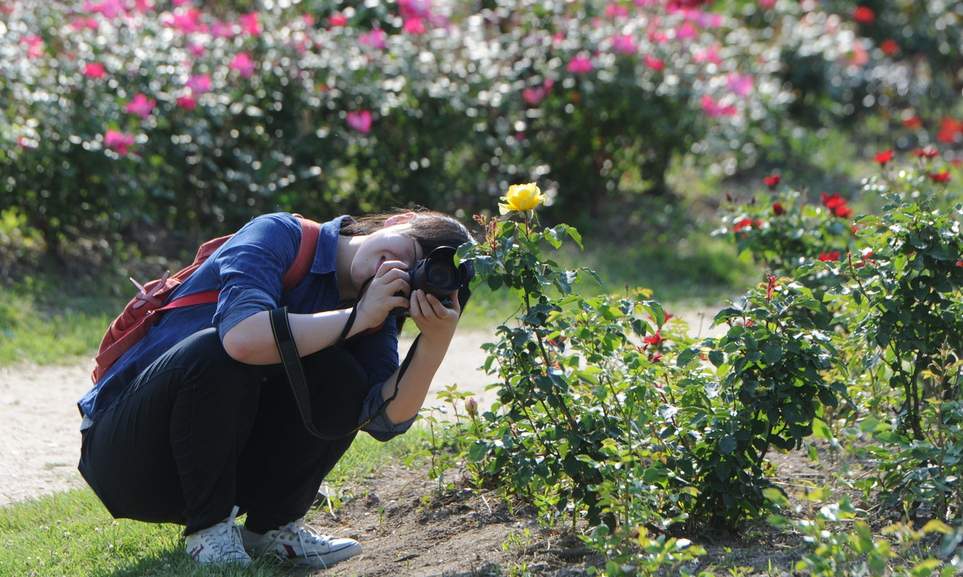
[4,0,946,267]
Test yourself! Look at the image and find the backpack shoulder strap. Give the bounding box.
[282,216,321,290]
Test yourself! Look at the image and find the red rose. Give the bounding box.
[881,39,899,56]
[929,170,951,184]
[937,118,962,145]
[875,149,894,166]
[915,146,939,159]
[763,174,781,188]
[853,6,875,24]
[956,260,963,268]
[733,217,754,232]
[772,202,785,216]
[818,250,841,262]
[821,192,852,218]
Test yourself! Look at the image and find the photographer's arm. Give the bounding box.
[372,288,460,427]
[377,333,452,425]
[222,309,370,365]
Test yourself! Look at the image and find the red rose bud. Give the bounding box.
[818,250,841,262]
[763,174,781,188]
[766,274,777,300]
[465,397,478,417]
[875,149,894,166]
[643,332,663,346]
[880,39,899,56]
[902,115,922,129]
[929,170,951,183]
[772,202,785,215]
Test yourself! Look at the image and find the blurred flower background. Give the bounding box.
[0,0,960,286]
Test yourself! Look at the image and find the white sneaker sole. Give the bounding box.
[263,540,362,568]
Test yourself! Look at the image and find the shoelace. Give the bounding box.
[276,519,333,569]
[204,506,245,559]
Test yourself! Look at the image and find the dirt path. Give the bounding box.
[0,308,725,507]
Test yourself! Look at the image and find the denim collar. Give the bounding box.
[310,214,354,274]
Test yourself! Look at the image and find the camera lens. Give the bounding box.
[427,261,456,288]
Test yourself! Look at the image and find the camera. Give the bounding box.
[394,246,473,315]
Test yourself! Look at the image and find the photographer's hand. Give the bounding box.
[355,260,410,332]
[409,289,461,345]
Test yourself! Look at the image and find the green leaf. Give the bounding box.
[719,435,737,454]
[811,418,833,441]
[709,350,725,367]
[468,441,488,463]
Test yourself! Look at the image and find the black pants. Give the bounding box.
[78,327,370,535]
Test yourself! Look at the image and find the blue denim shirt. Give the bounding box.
[78,212,414,441]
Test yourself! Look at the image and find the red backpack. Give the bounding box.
[91,216,321,384]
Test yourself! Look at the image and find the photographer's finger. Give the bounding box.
[376,259,408,277]
[409,290,423,318]
[425,292,448,317]
[386,277,410,297]
[381,266,410,283]
[416,290,437,320]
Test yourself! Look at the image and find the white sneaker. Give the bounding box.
[241,518,362,569]
[184,506,252,567]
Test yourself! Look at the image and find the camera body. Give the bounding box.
[393,245,473,315]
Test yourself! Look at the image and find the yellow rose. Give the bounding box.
[498,182,543,215]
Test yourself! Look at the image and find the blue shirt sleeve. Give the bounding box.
[351,317,418,441]
[211,213,301,342]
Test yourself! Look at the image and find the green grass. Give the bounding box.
[0,427,433,577]
[0,275,121,366]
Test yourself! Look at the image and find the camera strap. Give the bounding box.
[269,274,423,440]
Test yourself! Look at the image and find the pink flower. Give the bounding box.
[69,16,100,31]
[522,86,547,106]
[346,110,373,134]
[125,93,156,119]
[104,130,135,156]
[210,20,236,38]
[566,55,593,74]
[359,29,387,50]
[186,74,212,94]
[644,54,665,71]
[230,52,256,78]
[165,8,206,34]
[84,62,107,79]
[329,12,348,27]
[727,73,753,97]
[172,0,191,5]
[176,95,197,110]
[133,0,154,12]
[399,0,432,19]
[675,21,697,40]
[403,16,426,35]
[83,0,124,19]
[604,3,629,18]
[648,29,669,44]
[188,42,205,57]
[701,95,737,118]
[611,34,637,55]
[759,0,775,8]
[239,12,261,36]
[694,45,722,65]
[24,35,44,59]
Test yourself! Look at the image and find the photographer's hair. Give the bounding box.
[340,207,475,255]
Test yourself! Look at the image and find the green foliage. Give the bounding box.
[720,155,963,525]
[765,488,961,577]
